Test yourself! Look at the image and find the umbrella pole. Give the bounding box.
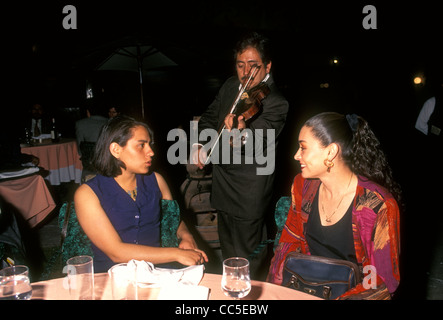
[137,46,145,119]
[139,67,145,119]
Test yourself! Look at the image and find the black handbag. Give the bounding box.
[282,252,361,299]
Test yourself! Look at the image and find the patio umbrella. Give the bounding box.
[96,45,177,119]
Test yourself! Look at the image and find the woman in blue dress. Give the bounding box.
[74,115,208,272]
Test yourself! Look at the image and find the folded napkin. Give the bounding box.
[118,260,204,287]
[32,133,52,139]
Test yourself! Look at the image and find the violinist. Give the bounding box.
[191,32,289,280]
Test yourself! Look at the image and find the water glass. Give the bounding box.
[0,265,32,300]
[108,263,137,300]
[221,257,251,299]
[66,255,94,300]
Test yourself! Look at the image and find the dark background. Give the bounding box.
[5,1,442,298]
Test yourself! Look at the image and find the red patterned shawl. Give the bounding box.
[267,174,401,299]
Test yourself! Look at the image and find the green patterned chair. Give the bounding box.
[273,196,291,248]
[40,199,181,280]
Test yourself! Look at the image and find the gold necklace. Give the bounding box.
[321,174,353,223]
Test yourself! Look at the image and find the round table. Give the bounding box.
[21,139,83,185]
[31,272,322,300]
[0,174,56,228]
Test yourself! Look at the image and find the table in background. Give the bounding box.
[31,272,321,300]
[0,174,56,228]
[21,139,83,185]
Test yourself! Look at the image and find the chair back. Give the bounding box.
[160,199,180,247]
[58,202,93,266]
[273,196,291,249]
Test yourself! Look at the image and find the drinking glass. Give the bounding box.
[108,263,137,300]
[0,265,32,300]
[221,257,251,299]
[66,255,94,300]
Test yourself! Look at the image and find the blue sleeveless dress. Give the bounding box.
[85,173,162,272]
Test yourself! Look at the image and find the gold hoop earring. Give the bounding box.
[324,159,334,173]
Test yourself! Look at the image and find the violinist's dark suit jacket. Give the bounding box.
[198,75,289,220]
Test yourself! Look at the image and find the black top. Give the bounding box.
[306,188,357,264]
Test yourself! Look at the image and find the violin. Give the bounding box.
[204,65,270,164]
[231,81,270,129]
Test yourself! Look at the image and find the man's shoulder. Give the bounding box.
[90,115,108,123]
[76,116,108,126]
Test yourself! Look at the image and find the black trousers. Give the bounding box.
[217,210,269,280]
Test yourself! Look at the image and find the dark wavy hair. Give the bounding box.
[233,31,272,66]
[92,115,153,177]
[304,112,402,204]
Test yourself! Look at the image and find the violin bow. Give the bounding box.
[204,64,261,165]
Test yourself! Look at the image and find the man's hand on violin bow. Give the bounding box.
[191,144,207,169]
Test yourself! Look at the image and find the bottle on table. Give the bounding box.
[50,118,60,143]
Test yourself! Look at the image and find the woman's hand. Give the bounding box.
[179,235,208,262]
[176,248,208,265]
[177,221,208,264]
